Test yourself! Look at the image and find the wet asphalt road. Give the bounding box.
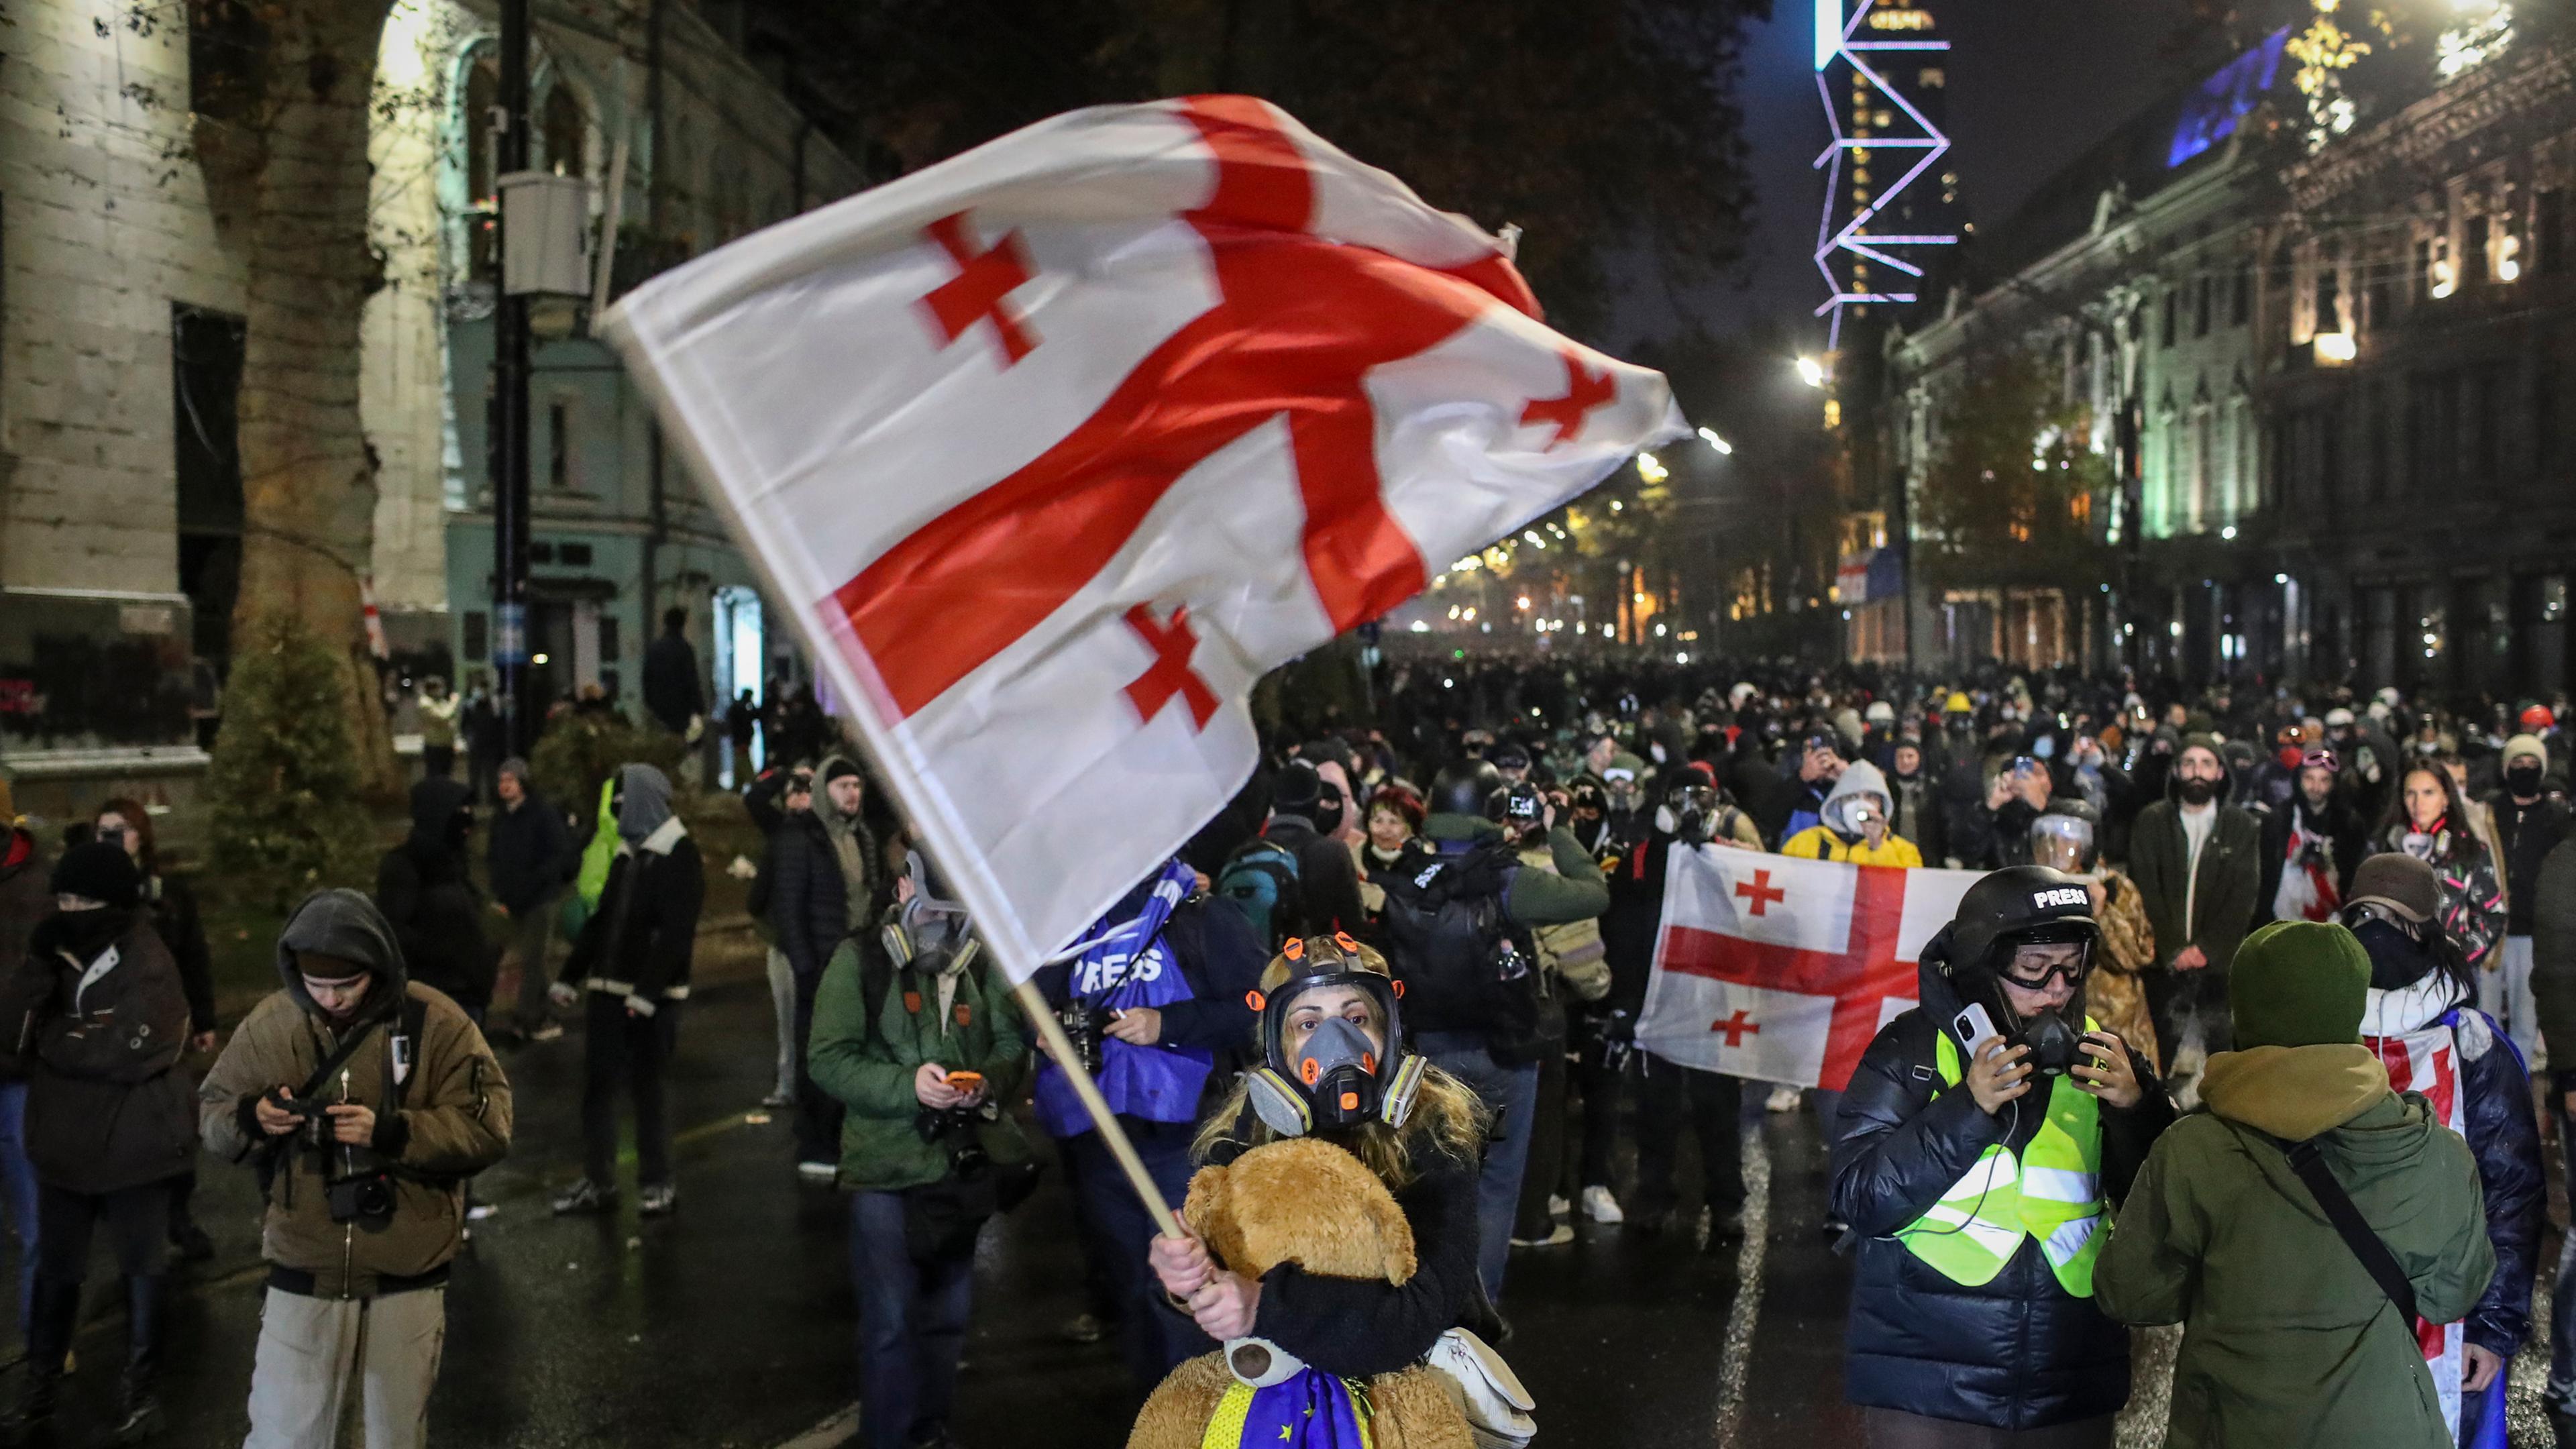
[17,975,2566,1448]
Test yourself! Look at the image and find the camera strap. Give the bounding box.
[292,1014,393,1106]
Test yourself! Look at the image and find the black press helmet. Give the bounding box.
[1429,759,1503,818]
[1933,865,2101,1074]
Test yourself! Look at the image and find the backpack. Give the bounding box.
[1215,837,1305,949]
[1376,844,1541,1058]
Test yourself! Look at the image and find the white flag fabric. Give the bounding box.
[602,95,1684,977]
[1634,850,1982,1091]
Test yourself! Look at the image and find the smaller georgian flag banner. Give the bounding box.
[1635,850,1984,1091]
[602,95,1684,978]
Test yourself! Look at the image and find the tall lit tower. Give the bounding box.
[1814,0,1960,349]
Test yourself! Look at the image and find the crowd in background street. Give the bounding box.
[6,628,2576,1447]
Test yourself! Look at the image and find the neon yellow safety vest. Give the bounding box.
[1893,1022,2106,1296]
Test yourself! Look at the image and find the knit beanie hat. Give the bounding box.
[2347,853,2439,924]
[2231,920,2369,1049]
[50,840,143,908]
[2179,732,2224,767]
[2504,734,2548,768]
[820,758,863,788]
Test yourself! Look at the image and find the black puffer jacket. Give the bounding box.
[1831,954,2172,1430]
[560,833,704,1012]
[767,811,855,980]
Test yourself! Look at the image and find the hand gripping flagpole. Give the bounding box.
[1008,977,1187,1240]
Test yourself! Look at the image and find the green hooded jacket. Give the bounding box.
[805,932,1032,1192]
[2095,1044,2493,1448]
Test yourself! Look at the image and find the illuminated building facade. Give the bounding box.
[1875,8,2576,693]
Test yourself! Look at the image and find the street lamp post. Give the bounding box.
[490,0,534,755]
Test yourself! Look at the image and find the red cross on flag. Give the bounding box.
[601,95,1684,978]
[1634,850,1988,1091]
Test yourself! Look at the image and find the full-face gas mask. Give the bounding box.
[880,852,981,979]
[1657,782,1721,844]
[1933,865,2100,1076]
[1601,769,1642,814]
[1242,935,1426,1138]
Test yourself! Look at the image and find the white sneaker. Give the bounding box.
[796,1161,839,1184]
[1547,1194,1571,1218]
[1766,1085,1802,1114]
[1580,1185,1625,1224]
[1510,1224,1575,1248]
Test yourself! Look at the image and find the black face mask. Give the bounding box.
[2507,763,2544,798]
[2176,776,2220,806]
[50,908,127,963]
[2016,1004,2086,1075]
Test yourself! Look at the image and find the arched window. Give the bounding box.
[462,47,498,207]
[543,84,586,178]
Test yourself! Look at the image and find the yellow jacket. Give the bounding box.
[1780,826,1923,868]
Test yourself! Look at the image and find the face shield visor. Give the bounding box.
[2028,814,2098,874]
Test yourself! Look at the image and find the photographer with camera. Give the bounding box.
[201,889,511,1449]
[1030,857,1265,1391]
[1782,761,1924,867]
[0,843,197,1444]
[1832,865,2172,1447]
[807,852,1033,1449]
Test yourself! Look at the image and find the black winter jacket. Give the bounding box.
[486,792,578,915]
[142,873,216,1034]
[1600,833,1678,1016]
[3,914,196,1193]
[1260,813,1367,940]
[767,812,857,980]
[561,835,704,1012]
[377,780,493,1014]
[2488,792,2573,935]
[1831,957,2172,1430]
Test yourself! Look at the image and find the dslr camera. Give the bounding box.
[267,1088,396,1226]
[1052,1000,1113,1076]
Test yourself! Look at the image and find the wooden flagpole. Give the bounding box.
[1010,978,1185,1239]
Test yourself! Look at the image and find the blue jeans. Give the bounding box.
[850,1191,975,1449]
[1417,1031,1540,1304]
[0,1083,37,1332]
[1065,1121,1206,1392]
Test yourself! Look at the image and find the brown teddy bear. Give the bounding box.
[1126,1137,1477,1449]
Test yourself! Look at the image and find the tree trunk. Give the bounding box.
[203,0,402,800]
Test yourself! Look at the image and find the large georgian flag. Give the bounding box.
[1635,850,1985,1091]
[602,95,1684,977]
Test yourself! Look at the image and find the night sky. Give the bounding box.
[1650,0,2202,345]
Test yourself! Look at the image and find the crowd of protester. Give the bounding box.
[3,639,2575,1446]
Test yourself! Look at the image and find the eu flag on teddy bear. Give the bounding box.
[1210,1371,1371,1448]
